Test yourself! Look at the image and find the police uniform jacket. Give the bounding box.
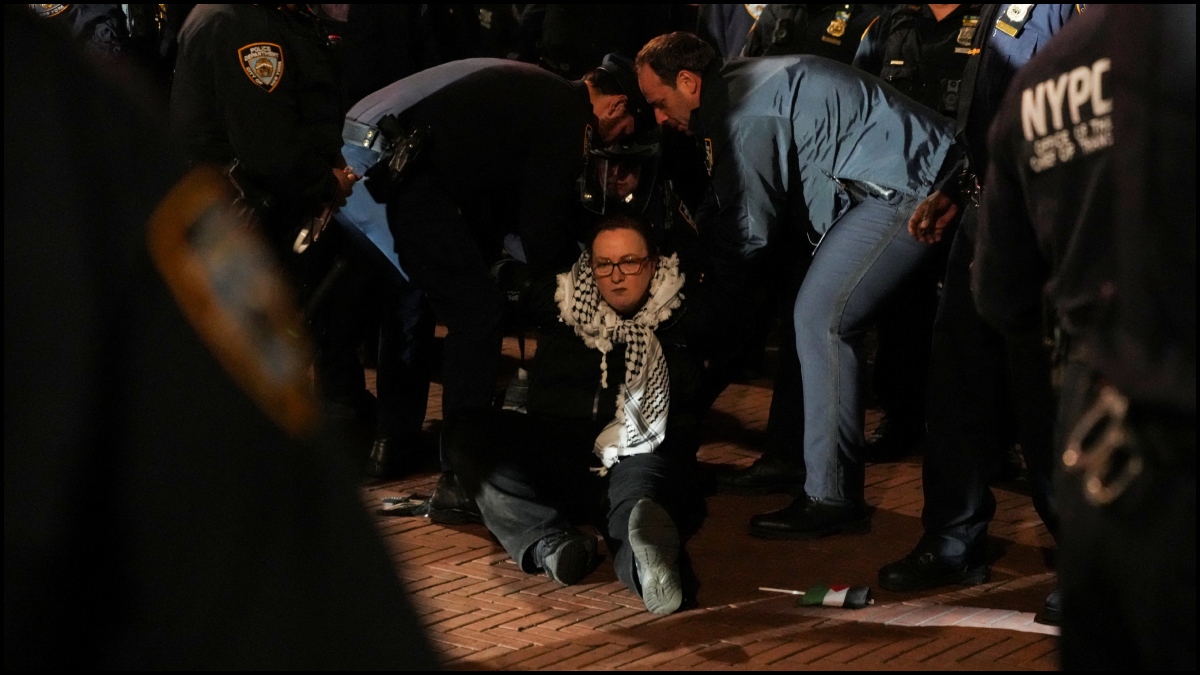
[854,4,983,118]
[691,55,957,261]
[973,6,1114,343]
[171,5,345,218]
[957,4,1077,174]
[347,59,592,273]
[742,4,883,63]
[1093,4,1196,419]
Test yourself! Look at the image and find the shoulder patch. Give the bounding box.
[146,166,319,438]
[30,4,70,18]
[238,42,284,92]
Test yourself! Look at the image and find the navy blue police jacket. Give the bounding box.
[347,58,592,274]
[957,4,1078,174]
[973,5,1113,344]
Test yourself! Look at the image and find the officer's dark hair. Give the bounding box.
[587,212,658,260]
[635,32,717,87]
[583,67,624,97]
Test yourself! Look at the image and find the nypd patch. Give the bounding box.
[147,166,319,438]
[30,4,69,18]
[238,42,284,92]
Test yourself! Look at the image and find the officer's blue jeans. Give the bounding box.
[795,192,930,504]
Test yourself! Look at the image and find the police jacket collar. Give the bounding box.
[690,61,729,140]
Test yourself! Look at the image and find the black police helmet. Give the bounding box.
[597,53,655,135]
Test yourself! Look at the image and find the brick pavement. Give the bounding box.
[363,335,1060,670]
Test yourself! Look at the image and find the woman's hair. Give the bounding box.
[587,212,658,260]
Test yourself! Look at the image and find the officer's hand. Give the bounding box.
[332,166,358,208]
[908,190,959,244]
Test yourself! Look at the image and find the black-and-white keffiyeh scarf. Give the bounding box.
[555,250,685,469]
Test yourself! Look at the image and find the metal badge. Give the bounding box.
[745,4,766,20]
[958,25,976,46]
[827,9,851,38]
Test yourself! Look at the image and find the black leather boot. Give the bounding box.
[748,495,869,539]
[364,438,396,479]
[714,455,806,495]
[878,549,990,592]
[428,471,482,525]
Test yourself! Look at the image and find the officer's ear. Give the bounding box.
[676,70,701,98]
[607,94,628,118]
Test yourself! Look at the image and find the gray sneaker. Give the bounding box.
[628,499,683,615]
[536,531,597,586]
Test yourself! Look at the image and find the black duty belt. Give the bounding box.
[343,118,390,154]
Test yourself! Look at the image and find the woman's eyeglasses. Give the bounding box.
[592,256,650,277]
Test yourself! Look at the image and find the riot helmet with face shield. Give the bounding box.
[581,126,662,215]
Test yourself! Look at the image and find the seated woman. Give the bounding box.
[472,213,704,615]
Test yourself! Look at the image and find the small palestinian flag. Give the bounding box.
[799,584,872,609]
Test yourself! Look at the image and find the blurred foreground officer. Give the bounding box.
[1059,5,1195,669]
[878,5,1076,607]
[341,54,652,519]
[3,8,436,669]
[742,4,883,63]
[852,4,980,459]
[637,33,958,537]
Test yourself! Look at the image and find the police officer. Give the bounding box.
[1055,5,1195,669]
[340,53,652,519]
[742,4,884,63]
[171,5,368,452]
[971,3,1113,627]
[637,32,959,537]
[579,128,705,282]
[852,4,981,459]
[877,5,1079,623]
[4,7,436,667]
[171,4,355,265]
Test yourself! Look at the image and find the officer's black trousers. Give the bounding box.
[311,231,435,452]
[919,207,1058,560]
[473,412,702,596]
[386,174,505,429]
[1055,362,1196,670]
[871,242,947,434]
